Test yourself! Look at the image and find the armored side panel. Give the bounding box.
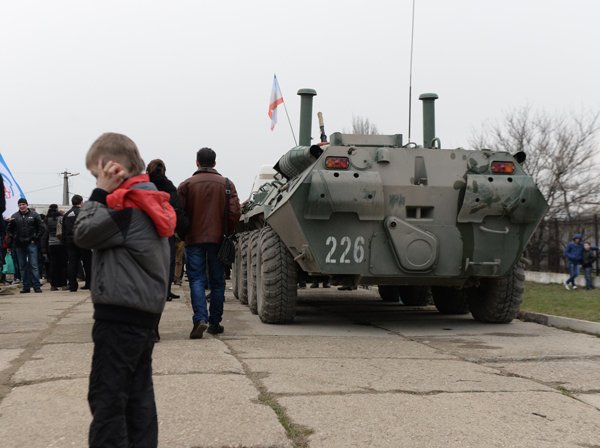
[265,138,547,287]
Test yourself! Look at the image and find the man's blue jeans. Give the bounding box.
[185,243,225,325]
[15,243,41,289]
[566,261,580,286]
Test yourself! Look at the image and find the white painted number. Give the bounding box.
[354,236,365,263]
[325,236,366,264]
[340,237,351,264]
[325,236,337,264]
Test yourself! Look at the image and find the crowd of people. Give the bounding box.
[0,196,92,293]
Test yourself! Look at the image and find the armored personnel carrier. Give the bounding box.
[232,89,548,324]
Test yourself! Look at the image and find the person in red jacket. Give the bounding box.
[177,147,241,338]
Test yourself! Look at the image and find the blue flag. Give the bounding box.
[0,153,26,218]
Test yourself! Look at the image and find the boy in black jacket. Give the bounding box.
[582,241,598,290]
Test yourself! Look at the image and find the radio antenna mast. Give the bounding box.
[407,0,416,142]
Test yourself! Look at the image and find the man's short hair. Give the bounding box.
[17,198,28,205]
[196,147,216,167]
[71,194,83,206]
[86,133,145,175]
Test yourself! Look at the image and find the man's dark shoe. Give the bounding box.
[50,286,58,291]
[168,292,180,299]
[189,320,208,339]
[207,324,224,335]
[20,288,31,294]
[34,287,42,293]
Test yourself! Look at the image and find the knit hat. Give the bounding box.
[17,198,28,205]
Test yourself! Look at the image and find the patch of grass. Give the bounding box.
[522,281,600,323]
[258,392,313,447]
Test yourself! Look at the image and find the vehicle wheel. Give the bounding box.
[431,287,470,314]
[467,262,525,323]
[257,225,297,324]
[398,286,431,306]
[378,285,400,302]
[247,230,259,313]
[238,233,249,305]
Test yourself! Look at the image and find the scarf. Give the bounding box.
[106,174,176,237]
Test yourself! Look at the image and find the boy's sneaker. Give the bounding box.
[572,285,577,290]
[207,324,224,335]
[189,320,208,339]
[563,281,570,290]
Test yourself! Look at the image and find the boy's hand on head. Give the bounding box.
[95,160,126,193]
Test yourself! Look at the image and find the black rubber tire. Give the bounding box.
[431,287,470,314]
[257,226,297,324]
[467,262,525,324]
[378,285,400,302]
[398,286,431,306]
[247,230,259,313]
[238,233,250,303]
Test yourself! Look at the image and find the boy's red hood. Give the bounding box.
[106,174,176,237]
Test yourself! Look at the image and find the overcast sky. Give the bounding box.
[1,0,599,206]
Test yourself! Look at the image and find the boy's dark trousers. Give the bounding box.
[88,320,158,448]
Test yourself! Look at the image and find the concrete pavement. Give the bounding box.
[1,283,600,447]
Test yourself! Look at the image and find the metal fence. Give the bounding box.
[525,214,599,273]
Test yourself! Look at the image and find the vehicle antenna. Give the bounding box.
[407,0,416,142]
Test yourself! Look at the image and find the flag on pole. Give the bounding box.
[0,153,26,218]
[268,74,284,131]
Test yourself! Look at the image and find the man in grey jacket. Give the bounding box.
[74,132,175,448]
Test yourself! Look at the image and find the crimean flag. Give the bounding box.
[268,74,284,131]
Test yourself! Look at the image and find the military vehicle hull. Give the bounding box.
[233,89,548,325]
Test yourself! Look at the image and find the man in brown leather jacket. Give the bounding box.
[177,147,241,338]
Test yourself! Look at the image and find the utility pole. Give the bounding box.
[60,171,79,206]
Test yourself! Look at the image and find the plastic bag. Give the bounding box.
[2,253,15,275]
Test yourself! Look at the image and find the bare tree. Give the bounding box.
[471,107,600,220]
[349,115,379,135]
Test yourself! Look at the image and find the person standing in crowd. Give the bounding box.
[178,147,240,339]
[7,198,43,293]
[74,132,174,448]
[146,159,181,302]
[581,241,598,290]
[62,195,92,291]
[564,233,584,290]
[173,236,185,286]
[42,204,67,291]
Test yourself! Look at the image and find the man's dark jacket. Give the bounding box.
[177,168,241,245]
[8,209,42,248]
